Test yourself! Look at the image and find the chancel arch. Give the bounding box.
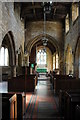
[26,34,59,54]
[25,34,63,74]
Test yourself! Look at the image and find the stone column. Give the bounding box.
[59,50,64,75]
[30,67,32,74]
[11,66,16,77]
[16,53,18,66]
[27,54,29,66]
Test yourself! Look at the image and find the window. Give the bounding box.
[65,14,69,33]
[56,53,58,69]
[53,53,59,70]
[37,49,46,65]
[72,3,79,23]
[53,55,55,70]
[0,47,9,66]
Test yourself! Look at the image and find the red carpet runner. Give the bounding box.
[24,78,64,120]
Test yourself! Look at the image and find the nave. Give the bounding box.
[1,73,80,120]
[23,75,63,120]
[1,75,63,120]
[0,1,80,120]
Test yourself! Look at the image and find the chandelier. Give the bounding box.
[42,4,48,46]
[42,2,52,46]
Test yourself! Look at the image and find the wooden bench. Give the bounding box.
[75,105,80,120]
[1,93,15,119]
[65,93,80,120]
[54,79,80,94]
[8,75,25,92]
[51,74,75,89]
[1,92,26,119]
[8,74,37,92]
[25,74,37,92]
[59,90,80,120]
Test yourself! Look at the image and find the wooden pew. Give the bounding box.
[51,74,75,90]
[75,105,80,120]
[8,74,37,92]
[59,90,80,120]
[1,92,26,119]
[8,75,25,92]
[54,79,80,94]
[59,90,65,115]
[65,93,80,120]
[1,93,15,119]
[25,74,37,92]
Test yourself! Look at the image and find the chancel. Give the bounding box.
[0,1,80,120]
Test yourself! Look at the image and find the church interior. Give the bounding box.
[0,1,80,120]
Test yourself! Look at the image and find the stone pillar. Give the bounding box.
[11,66,16,77]
[22,57,24,66]
[27,54,29,66]
[59,50,64,75]
[16,53,18,66]
[30,67,32,74]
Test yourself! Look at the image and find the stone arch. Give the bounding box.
[26,34,60,55]
[1,31,16,66]
[25,33,64,74]
[74,36,80,78]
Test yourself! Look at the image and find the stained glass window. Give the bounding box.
[37,49,46,65]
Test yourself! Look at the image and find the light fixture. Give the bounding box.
[42,2,53,46]
[42,4,48,46]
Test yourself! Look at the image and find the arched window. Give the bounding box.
[0,47,9,66]
[37,49,46,65]
[53,53,59,70]
[65,14,69,33]
[72,3,79,23]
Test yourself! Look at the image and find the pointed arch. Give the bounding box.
[26,34,60,54]
[1,31,16,66]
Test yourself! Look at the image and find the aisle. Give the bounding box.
[24,75,64,119]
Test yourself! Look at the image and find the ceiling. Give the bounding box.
[19,2,72,54]
[20,2,71,24]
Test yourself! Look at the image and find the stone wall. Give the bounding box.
[0,2,24,52]
[65,17,79,51]
[25,21,64,74]
[65,16,80,76]
[25,21,63,48]
[0,2,25,78]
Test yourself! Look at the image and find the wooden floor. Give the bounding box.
[24,75,64,119]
